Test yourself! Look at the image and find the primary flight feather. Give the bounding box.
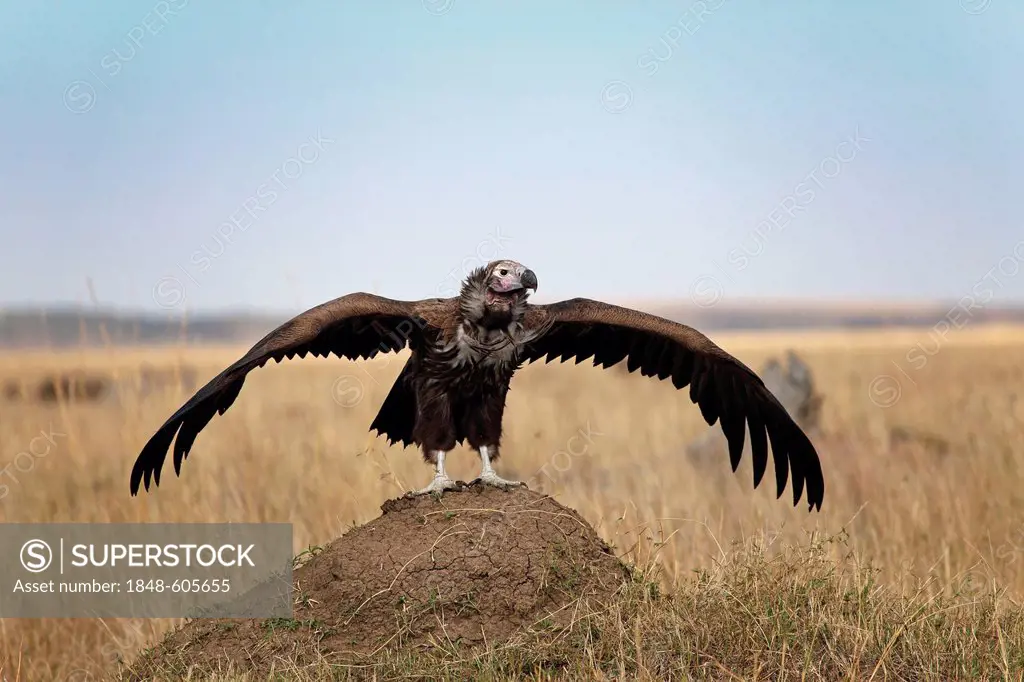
[130,260,825,511]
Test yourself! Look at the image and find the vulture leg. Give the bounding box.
[473,445,523,490]
[411,450,458,495]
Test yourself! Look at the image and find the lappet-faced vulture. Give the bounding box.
[130,260,824,511]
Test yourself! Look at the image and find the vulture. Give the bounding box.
[130,260,824,511]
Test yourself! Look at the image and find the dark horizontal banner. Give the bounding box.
[0,523,293,618]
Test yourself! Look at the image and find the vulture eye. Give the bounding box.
[498,269,508,276]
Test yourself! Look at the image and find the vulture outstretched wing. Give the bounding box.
[130,293,449,496]
[521,298,825,511]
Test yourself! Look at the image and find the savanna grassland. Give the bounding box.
[1,323,1024,680]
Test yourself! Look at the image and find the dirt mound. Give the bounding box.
[126,483,631,680]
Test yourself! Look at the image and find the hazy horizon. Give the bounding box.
[5,294,1024,320]
[3,2,1022,313]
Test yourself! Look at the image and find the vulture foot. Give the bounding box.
[473,471,524,490]
[412,474,459,496]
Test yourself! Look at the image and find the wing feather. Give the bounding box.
[521,298,824,511]
[130,293,449,495]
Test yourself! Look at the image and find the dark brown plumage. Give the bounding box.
[130,260,824,511]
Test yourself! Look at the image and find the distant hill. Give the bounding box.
[2,302,1023,349]
[643,300,1024,332]
[0,308,287,349]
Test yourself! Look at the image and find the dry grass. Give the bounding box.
[2,324,1024,680]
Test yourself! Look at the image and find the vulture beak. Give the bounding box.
[520,269,538,293]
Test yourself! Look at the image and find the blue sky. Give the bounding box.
[1,1,1022,313]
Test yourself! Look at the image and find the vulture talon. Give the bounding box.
[411,474,459,497]
[473,471,524,490]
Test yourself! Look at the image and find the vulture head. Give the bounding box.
[460,259,538,325]
[485,259,537,307]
